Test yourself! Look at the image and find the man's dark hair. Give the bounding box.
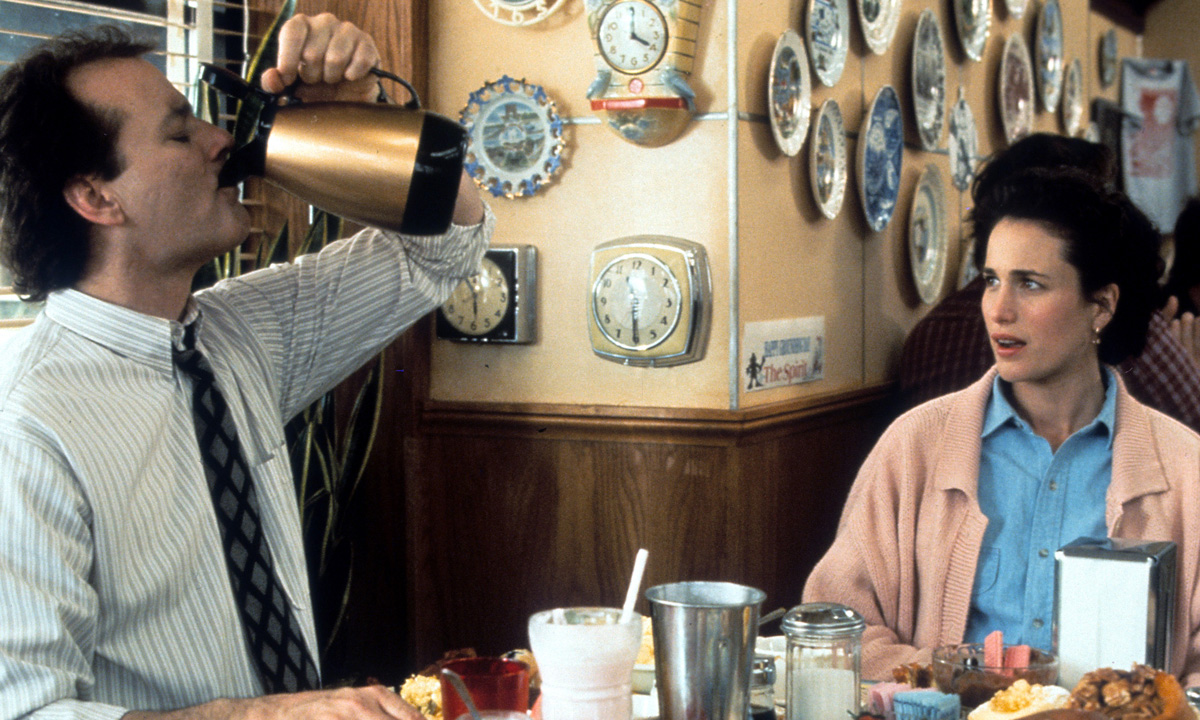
[0,26,153,301]
[971,166,1162,365]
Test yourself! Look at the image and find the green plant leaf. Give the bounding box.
[233,0,296,148]
[337,352,385,510]
[255,220,290,270]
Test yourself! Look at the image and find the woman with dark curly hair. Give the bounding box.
[804,166,1200,687]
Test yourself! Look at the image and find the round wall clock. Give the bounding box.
[810,99,847,220]
[436,245,537,343]
[949,87,978,192]
[955,0,990,62]
[857,85,903,233]
[585,0,703,147]
[768,29,812,157]
[999,33,1034,146]
[911,8,947,152]
[1062,57,1084,137]
[909,163,948,305]
[807,0,849,87]
[587,236,711,367]
[472,0,565,26]
[1100,28,1118,88]
[1035,0,1064,113]
[460,76,565,199]
[858,0,900,56]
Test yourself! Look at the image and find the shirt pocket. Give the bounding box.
[973,546,1002,598]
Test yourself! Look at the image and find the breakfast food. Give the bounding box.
[893,690,962,720]
[1067,665,1190,720]
[967,679,1070,720]
[871,682,922,720]
[893,662,935,688]
[399,674,442,720]
[636,615,654,665]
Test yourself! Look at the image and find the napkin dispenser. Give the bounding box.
[1054,539,1176,689]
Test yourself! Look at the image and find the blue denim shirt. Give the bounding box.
[963,369,1115,651]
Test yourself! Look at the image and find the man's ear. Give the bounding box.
[63,175,124,226]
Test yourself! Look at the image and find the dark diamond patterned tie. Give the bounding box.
[174,325,320,694]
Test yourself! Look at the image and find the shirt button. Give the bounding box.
[1032,618,1044,629]
[1049,481,1059,491]
[1039,548,1050,558]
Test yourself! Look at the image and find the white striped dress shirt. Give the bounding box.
[0,212,492,720]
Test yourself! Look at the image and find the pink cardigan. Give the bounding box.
[802,369,1200,686]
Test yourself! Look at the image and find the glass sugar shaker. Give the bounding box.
[780,602,865,720]
[748,654,777,720]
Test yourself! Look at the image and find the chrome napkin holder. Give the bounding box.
[1054,538,1176,689]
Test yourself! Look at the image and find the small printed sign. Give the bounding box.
[742,317,825,391]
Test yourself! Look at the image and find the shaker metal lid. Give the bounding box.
[751,654,777,685]
[781,602,865,636]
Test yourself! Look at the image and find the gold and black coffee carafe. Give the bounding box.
[201,63,467,236]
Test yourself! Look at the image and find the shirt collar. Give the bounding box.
[982,367,1118,448]
[44,289,201,375]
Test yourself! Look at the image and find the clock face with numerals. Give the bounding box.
[596,0,669,75]
[442,257,509,336]
[436,246,537,344]
[587,236,711,367]
[592,253,681,350]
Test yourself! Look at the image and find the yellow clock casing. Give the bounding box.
[436,246,537,343]
[588,236,711,366]
[585,0,702,147]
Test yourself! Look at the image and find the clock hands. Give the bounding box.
[628,5,650,46]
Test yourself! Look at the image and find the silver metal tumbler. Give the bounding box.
[645,581,767,720]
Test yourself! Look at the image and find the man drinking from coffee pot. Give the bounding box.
[0,12,490,720]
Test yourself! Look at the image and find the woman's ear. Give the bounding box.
[1092,282,1120,331]
[63,175,124,226]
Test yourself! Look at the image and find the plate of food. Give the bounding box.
[912,8,947,152]
[768,29,812,157]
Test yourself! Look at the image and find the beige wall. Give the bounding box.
[425,0,1141,410]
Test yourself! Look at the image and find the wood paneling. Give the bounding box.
[398,388,895,672]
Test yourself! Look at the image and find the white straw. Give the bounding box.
[620,548,649,624]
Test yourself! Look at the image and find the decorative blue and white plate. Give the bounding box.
[809,99,847,220]
[460,76,565,199]
[1035,0,1064,113]
[857,85,903,232]
[955,0,990,62]
[769,29,812,157]
[1062,57,1084,136]
[909,163,947,305]
[1100,28,1118,88]
[807,0,849,87]
[949,86,978,192]
[858,0,900,56]
[999,33,1034,145]
[912,9,947,152]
